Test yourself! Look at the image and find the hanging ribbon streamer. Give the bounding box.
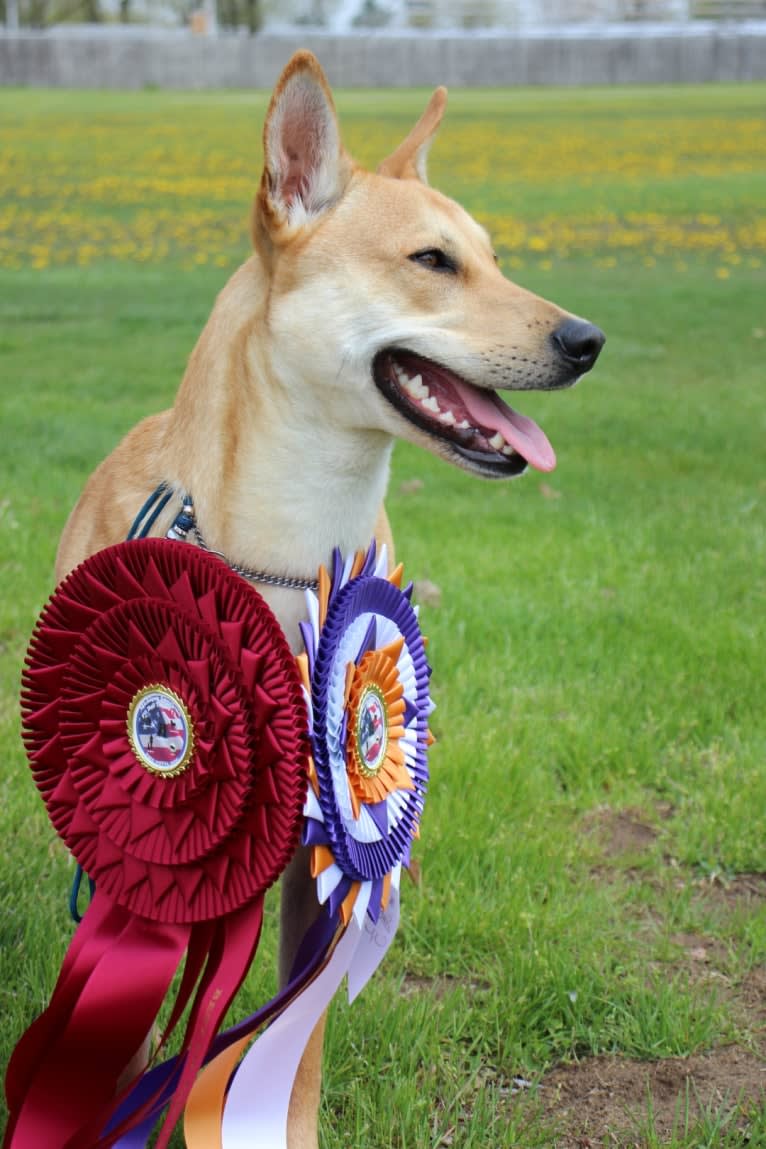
[101,913,339,1149]
[4,539,308,1149]
[184,542,433,1149]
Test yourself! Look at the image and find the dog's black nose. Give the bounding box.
[552,319,605,372]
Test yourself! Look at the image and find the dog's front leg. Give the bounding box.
[280,845,325,1149]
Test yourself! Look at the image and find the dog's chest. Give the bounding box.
[258,585,313,655]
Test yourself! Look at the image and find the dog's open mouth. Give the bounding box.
[373,350,556,476]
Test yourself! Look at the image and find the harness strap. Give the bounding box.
[126,483,174,541]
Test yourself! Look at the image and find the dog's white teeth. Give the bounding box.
[402,373,428,400]
[501,444,516,456]
[489,432,506,450]
[393,364,456,420]
[457,419,472,430]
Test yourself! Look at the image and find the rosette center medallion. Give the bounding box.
[354,685,388,778]
[343,645,412,820]
[127,683,195,778]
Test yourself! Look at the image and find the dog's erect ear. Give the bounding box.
[377,87,447,184]
[257,51,353,233]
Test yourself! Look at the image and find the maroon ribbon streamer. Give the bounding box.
[4,892,189,1148]
[61,904,265,1149]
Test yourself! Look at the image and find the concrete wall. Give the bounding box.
[1,25,765,87]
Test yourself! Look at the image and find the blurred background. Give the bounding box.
[3,0,766,34]
[2,0,765,88]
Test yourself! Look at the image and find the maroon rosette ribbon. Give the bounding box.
[4,539,308,1149]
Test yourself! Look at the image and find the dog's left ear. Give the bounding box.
[257,51,353,235]
[377,87,447,184]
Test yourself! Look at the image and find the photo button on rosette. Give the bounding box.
[127,683,195,778]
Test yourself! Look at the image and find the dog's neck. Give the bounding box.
[162,258,393,645]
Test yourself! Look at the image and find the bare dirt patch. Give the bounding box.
[659,931,733,988]
[698,872,766,910]
[582,807,660,861]
[739,965,766,1024]
[732,965,766,1051]
[550,809,766,1143]
[537,1045,766,1147]
[668,931,728,966]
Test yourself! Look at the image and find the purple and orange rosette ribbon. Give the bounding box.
[299,543,432,930]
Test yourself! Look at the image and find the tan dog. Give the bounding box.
[55,50,603,1148]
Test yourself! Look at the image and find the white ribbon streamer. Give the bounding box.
[220,892,399,1149]
[347,884,400,1004]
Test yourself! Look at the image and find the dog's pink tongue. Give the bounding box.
[457,382,556,472]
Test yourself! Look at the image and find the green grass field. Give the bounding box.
[1,84,765,1147]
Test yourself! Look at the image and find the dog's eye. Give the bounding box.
[409,248,458,274]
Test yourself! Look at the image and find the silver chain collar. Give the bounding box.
[191,525,319,592]
[168,494,319,593]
